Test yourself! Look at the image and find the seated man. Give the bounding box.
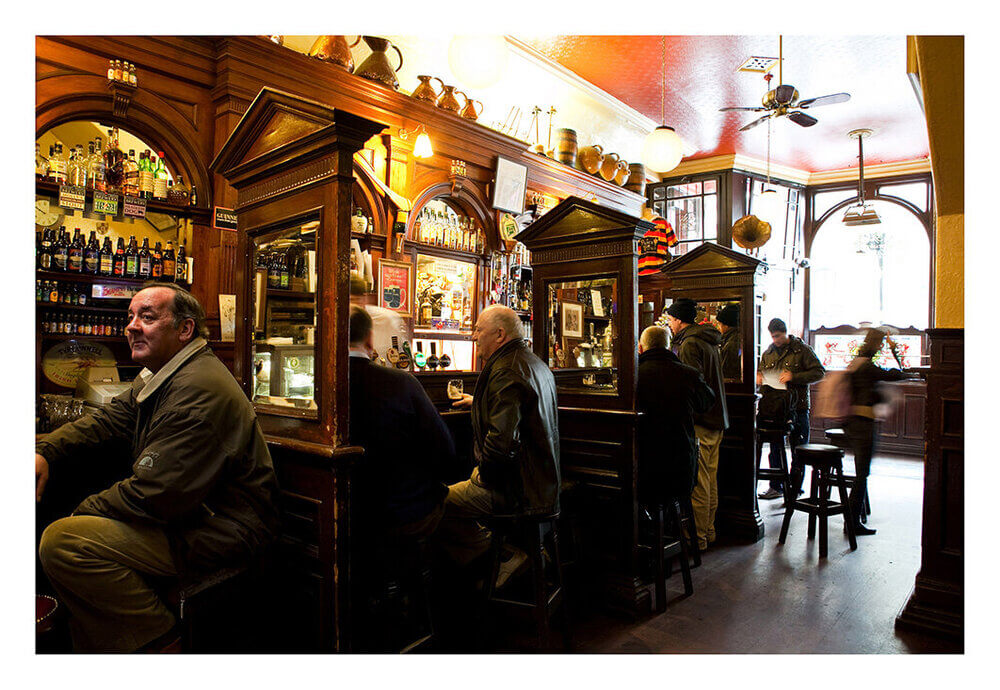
[438,305,560,587]
[347,304,459,538]
[36,283,280,652]
[636,326,716,506]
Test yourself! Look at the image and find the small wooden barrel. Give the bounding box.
[554,128,578,167]
[625,163,647,195]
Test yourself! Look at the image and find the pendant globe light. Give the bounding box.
[642,36,684,174]
[448,35,509,90]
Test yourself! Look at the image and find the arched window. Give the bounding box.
[809,198,930,331]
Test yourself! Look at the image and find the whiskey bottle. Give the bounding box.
[84,230,100,274]
[138,237,152,278]
[104,128,125,193]
[125,235,139,277]
[124,149,139,197]
[419,295,433,326]
[151,241,163,279]
[153,152,168,200]
[413,341,427,370]
[48,144,67,184]
[99,236,114,276]
[167,174,189,205]
[138,150,154,200]
[113,237,126,276]
[175,243,188,284]
[36,143,49,178]
[413,210,423,243]
[90,137,106,193]
[161,241,176,281]
[426,342,439,371]
[189,185,198,207]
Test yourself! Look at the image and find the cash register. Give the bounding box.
[75,367,132,408]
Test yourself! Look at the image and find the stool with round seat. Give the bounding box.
[755,420,793,503]
[825,427,871,522]
[481,512,569,651]
[778,443,858,557]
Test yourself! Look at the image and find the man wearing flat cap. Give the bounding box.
[716,303,741,380]
[665,298,729,552]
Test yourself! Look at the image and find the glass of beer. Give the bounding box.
[447,379,464,401]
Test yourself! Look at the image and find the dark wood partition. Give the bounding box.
[639,243,766,542]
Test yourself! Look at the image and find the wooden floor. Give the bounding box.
[544,453,961,654]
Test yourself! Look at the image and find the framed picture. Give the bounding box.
[377,259,413,315]
[560,300,584,339]
[492,155,528,214]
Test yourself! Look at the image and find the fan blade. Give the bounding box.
[739,114,772,132]
[797,92,851,109]
[787,111,818,127]
[719,105,768,112]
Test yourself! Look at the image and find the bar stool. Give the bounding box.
[825,427,871,522]
[755,420,793,503]
[362,533,435,653]
[639,499,694,612]
[163,563,253,652]
[482,512,569,651]
[778,444,858,558]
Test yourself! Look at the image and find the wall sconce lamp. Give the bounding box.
[399,124,434,159]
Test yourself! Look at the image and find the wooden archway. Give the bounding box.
[407,171,499,251]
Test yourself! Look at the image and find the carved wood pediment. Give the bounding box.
[515,196,650,252]
[662,242,763,277]
[239,107,329,165]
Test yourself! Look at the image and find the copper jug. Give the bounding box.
[460,98,484,121]
[599,152,622,182]
[354,36,404,90]
[436,85,467,113]
[412,75,443,102]
[576,144,604,175]
[308,35,359,72]
[614,160,630,186]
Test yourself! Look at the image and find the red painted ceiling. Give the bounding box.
[523,35,930,173]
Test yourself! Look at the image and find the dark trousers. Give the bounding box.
[768,409,810,491]
[845,415,876,525]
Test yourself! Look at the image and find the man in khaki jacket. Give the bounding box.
[36,283,279,652]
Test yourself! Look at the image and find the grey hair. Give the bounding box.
[640,325,668,351]
[140,281,209,339]
[482,304,523,341]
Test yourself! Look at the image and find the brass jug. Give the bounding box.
[436,85,467,113]
[599,152,622,182]
[576,144,604,175]
[460,98,484,121]
[412,75,444,102]
[354,36,404,90]
[308,35,359,72]
[614,160,630,186]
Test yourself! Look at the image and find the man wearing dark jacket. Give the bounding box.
[439,305,560,585]
[36,284,279,652]
[347,305,458,537]
[666,298,729,551]
[637,326,715,504]
[755,318,826,500]
[716,303,741,380]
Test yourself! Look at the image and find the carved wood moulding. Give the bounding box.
[236,154,339,208]
[530,239,637,265]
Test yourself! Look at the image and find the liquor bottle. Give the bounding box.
[48,280,59,303]
[385,336,400,367]
[99,236,114,276]
[114,59,123,82]
[189,185,198,207]
[78,284,87,306]
[107,58,115,81]
[124,149,139,197]
[39,227,54,270]
[167,174,189,205]
[139,150,154,200]
[90,137,106,193]
[48,144,67,184]
[477,229,485,254]
[69,144,89,187]
[65,282,75,304]
[426,343,439,371]
[53,227,69,271]
[413,341,427,370]
[36,142,48,178]
[128,62,137,87]
[279,251,290,289]
[125,235,139,277]
[162,241,176,281]
[104,128,125,193]
[419,295,433,326]
[153,152,168,200]
[151,241,163,279]
[35,279,42,302]
[438,352,451,370]
[175,243,188,284]
[413,210,423,243]
[267,252,280,288]
[397,341,413,370]
[84,230,100,274]
[138,237,152,278]
[113,237,126,276]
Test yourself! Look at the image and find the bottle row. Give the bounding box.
[37,226,189,283]
[412,208,485,253]
[378,337,452,372]
[107,59,138,87]
[40,311,128,338]
[36,127,196,205]
[37,280,100,307]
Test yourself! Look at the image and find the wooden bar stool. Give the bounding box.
[755,421,793,503]
[778,444,858,558]
[364,534,436,653]
[639,499,694,612]
[825,428,871,522]
[482,512,570,651]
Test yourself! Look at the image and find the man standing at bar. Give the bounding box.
[755,318,825,501]
[716,303,741,380]
[36,283,280,652]
[441,304,560,587]
[665,298,729,552]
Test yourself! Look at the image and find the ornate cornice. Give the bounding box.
[530,239,637,265]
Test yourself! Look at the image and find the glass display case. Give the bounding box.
[546,277,618,393]
[414,253,476,334]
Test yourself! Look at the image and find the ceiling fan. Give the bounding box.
[719,37,851,132]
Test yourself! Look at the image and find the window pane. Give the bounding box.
[666,196,702,241]
[704,192,717,241]
[653,200,665,217]
[813,189,858,220]
[814,333,923,371]
[877,182,928,212]
[704,179,717,194]
[652,186,665,200]
[673,241,698,256]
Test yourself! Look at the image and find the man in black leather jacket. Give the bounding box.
[438,305,560,578]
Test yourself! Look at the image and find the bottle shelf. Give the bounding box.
[410,240,484,261]
[36,301,126,314]
[36,179,209,220]
[35,270,187,288]
[265,289,315,300]
[39,333,127,343]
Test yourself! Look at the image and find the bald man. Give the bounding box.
[437,305,560,586]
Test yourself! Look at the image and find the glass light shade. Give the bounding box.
[448,35,509,90]
[642,126,684,173]
[413,132,434,159]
